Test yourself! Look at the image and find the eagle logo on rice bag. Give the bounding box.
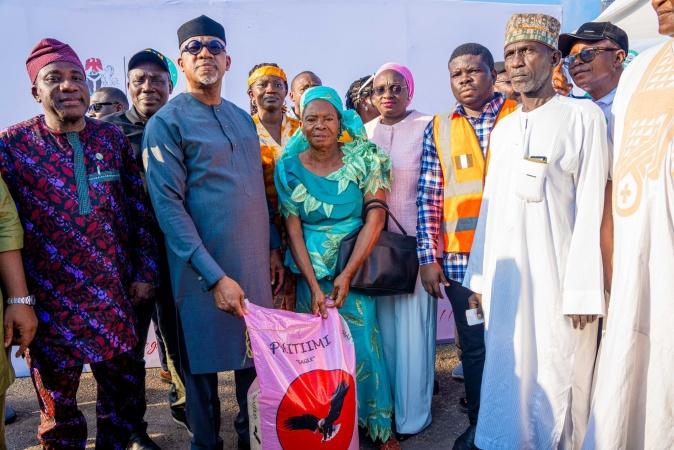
[278,370,356,447]
[244,302,358,450]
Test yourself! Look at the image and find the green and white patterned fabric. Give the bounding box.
[273,86,394,441]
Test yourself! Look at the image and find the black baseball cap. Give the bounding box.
[559,22,629,56]
[128,48,170,73]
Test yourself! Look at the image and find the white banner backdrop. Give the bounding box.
[4,0,561,375]
[0,0,561,129]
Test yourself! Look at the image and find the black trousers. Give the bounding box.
[130,298,155,434]
[153,283,186,412]
[445,280,485,425]
[132,281,186,411]
[181,367,256,450]
[28,350,145,449]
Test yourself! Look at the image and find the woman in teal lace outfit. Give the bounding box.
[274,86,399,449]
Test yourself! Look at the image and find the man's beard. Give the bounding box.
[196,72,220,87]
[53,103,86,124]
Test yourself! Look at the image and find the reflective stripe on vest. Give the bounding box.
[433,99,518,253]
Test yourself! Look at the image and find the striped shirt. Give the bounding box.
[416,93,505,282]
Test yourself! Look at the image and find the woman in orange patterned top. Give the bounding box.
[248,63,301,308]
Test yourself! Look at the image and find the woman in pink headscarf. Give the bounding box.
[364,63,436,438]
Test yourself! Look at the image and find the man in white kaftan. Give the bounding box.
[582,1,674,448]
[463,13,609,450]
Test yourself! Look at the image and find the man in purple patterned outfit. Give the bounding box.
[0,38,159,450]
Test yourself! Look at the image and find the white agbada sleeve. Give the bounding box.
[561,110,608,316]
[463,201,487,294]
[462,155,495,295]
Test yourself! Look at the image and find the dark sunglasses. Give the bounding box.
[372,84,406,96]
[88,102,116,113]
[564,47,620,66]
[181,39,226,56]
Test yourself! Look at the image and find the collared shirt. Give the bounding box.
[106,106,147,158]
[594,87,617,178]
[595,87,616,128]
[0,116,159,368]
[416,93,505,282]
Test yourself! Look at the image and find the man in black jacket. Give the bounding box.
[105,48,189,448]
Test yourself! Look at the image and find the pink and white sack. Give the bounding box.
[244,301,358,450]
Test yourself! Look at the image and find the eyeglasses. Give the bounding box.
[88,102,116,113]
[372,84,406,96]
[564,47,620,66]
[181,39,226,56]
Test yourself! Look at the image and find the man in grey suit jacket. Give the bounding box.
[143,15,281,450]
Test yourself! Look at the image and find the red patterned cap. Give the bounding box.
[26,38,85,84]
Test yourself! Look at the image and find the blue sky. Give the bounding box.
[474,0,602,32]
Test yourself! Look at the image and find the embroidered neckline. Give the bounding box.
[285,138,391,219]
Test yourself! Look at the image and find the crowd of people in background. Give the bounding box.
[1,0,672,449]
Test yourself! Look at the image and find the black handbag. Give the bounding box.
[335,199,419,296]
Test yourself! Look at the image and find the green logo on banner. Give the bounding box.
[166,57,179,87]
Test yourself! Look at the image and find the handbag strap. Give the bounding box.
[362,199,409,236]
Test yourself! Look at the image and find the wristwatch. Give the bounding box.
[6,295,36,306]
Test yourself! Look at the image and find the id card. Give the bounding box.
[466,308,484,326]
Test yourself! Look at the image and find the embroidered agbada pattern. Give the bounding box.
[583,39,674,450]
[0,116,159,368]
[613,42,674,217]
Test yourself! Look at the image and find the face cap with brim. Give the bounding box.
[558,21,629,56]
[128,49,170,73]
[504,13,561,50]
[177,15,226,47]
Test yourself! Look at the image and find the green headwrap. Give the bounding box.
[277,86,392,204]
[300,85,341,115]
[284,86,367,158]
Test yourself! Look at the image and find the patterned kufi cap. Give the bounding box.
[504,13,561,49]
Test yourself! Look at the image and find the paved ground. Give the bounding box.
[6,344,466,449]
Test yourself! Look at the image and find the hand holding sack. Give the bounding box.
[244,301,359,450]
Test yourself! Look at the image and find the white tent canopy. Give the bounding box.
[595,0,667,50]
